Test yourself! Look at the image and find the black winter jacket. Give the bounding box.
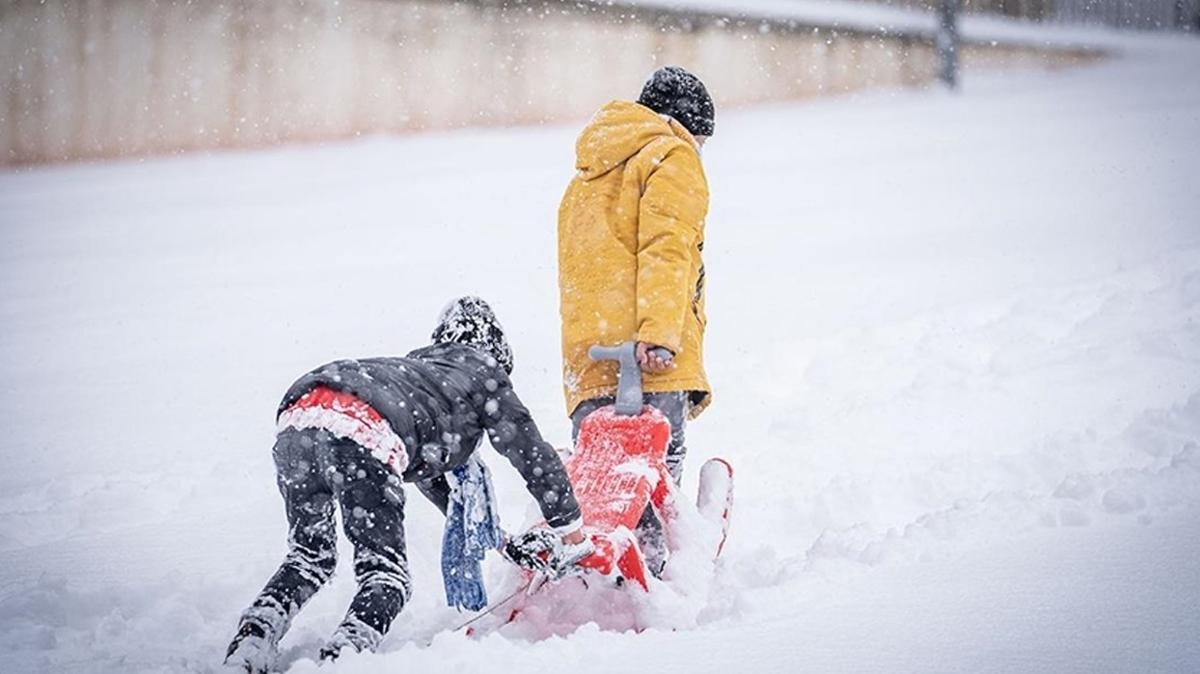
[278,343,581,529]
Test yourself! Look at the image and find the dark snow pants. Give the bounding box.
[239,428,412,652]
[571,391,690,574]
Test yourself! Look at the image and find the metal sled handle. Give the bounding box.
[588,342,674,416]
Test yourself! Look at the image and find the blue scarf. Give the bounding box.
[441,453,504,611]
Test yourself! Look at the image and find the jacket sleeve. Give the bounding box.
[635,145,707,354]
[414,475,451,516]
[480,368,583,533]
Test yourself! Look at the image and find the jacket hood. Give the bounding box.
[574,100,696,181]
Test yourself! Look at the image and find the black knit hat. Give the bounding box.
[431,296,514,374]
[637,66,715,138]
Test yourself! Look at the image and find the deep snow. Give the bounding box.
[2,32,1199,674]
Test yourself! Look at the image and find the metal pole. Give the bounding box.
[937,0,961,89]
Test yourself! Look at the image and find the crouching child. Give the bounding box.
[225,297,590,672]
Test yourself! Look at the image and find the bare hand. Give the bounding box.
[636,342,674,374]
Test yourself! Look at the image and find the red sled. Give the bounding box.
[461,343,733,636]
[565,342,734,589]
[569,403,674,591]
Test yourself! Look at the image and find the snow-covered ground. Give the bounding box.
[2,33,1199,674]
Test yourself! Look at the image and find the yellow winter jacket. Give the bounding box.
[558,100,711,419]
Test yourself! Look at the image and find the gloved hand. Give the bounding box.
[553,536,595,577]
[502,528,595,578]
[501,528,557,572]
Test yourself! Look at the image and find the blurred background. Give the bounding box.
[3,0,1196,166]
[2,3,1199,673]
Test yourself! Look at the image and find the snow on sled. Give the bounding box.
[464,342,733,637]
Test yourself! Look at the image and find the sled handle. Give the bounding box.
[588,342,673,416]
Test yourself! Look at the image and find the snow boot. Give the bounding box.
[319,616,383,662]
[223,620,276,674]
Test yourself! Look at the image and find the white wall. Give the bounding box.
[0,0,1100,165]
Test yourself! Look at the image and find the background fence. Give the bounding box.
[867,0,1200,29]
[0,0,1101,166]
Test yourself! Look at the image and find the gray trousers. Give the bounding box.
[570,391,690,574]
[238,428,413,652]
